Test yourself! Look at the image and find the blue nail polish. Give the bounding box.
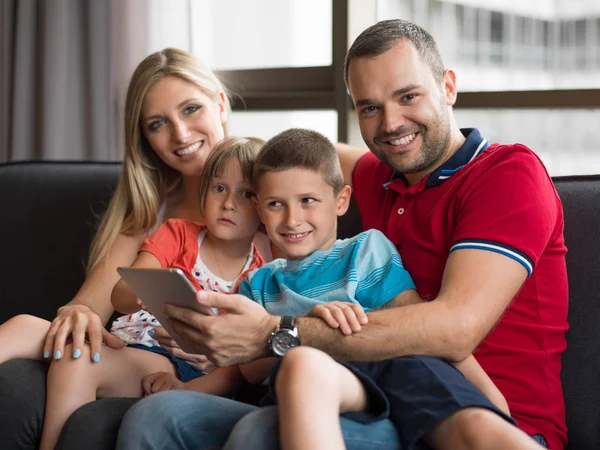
[148,329,155,337]
[93,352,101,362]
[54,350,62,360]
[73,348,81,359]
[43,350,50,359]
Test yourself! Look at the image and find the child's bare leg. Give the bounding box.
[0,315,50,363]
[425,408,544,450]
[39,343,176,450]
[275,347,368,450]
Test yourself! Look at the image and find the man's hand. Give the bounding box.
[152,327,216,372]
[44,304,125,362]
[307,301,368,335]
[163,291,279,367]
[142,371,183,395]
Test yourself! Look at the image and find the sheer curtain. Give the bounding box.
[1,0,114,161]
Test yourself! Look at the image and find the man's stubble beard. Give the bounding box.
[369,105,452,176]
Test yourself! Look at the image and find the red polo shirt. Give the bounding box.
[352,128,568,449]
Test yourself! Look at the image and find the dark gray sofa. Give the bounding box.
[0,161,599,450]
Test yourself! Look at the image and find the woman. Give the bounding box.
[0,48,246,450]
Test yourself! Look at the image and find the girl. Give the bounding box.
[0,137,265,450]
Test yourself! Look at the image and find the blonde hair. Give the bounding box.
[88,48,231,272]
[198,136,264,216]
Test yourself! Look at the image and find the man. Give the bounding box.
[117,19,567,450]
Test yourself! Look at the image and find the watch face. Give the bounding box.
[272,331,300,356]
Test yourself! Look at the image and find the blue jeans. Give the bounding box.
[116,391,401,450]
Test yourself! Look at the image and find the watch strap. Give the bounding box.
[280,316,296,330]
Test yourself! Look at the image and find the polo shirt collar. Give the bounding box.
[426,128,489,187]
[384,128,489,190]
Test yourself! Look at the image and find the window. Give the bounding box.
[229,110,337,143]
[190,0,332,70]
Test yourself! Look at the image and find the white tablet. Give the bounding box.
[116,267,218,352]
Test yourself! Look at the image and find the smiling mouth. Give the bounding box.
[388,133,417,146]
[175,141,203,157]
[281,231,312,241]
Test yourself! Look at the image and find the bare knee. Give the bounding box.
[447,408,507,447]
[275,347,337,398]
[5,314,49,331]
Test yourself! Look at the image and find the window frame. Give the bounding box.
[216,0,600,144]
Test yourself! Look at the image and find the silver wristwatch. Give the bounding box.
[268,316,300,357]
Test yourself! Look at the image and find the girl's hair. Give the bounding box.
[88,48,231,272]
[198,136,265,216]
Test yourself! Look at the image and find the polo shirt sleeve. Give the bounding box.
[354,230,416,309]
[450,145,561,276]
[140,219,188,267]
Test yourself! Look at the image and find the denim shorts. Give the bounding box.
[128,344,204,382]
[268,354,515,450]
[532,433,548,448]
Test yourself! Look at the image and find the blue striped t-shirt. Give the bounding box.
[238,229,415,317]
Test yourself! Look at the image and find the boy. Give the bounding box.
[238,128,544,450]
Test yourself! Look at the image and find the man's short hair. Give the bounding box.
[253,128,344,194]
[344,19,445,86]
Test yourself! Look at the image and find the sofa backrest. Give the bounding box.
[553,175,600,450]
[0,161,120,322]
[0,162,598,450]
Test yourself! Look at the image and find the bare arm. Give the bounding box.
[335,143,368,186]
[161,249,527,367]
[183,366,245,397]
[452,356,510,415]
[298,249,527,362]
[70,232,147,323]
[111,251,161,314]
[239,357,277,385]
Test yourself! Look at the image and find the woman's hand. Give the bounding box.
[43,304,125,362]
[151,327,216,372]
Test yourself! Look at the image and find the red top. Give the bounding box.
[352,129,568,449]
[140,219,265,293]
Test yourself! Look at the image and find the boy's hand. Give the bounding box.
[307,301,368,335]
[142,371,184,395]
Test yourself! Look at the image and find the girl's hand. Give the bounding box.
[142,371,184,395]
[136,298,148,310]
[307,301,368,335]
[43,304,125,362]
[152,327,216,372]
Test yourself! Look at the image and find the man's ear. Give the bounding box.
[442,69,458,106]
[336,185,352,217]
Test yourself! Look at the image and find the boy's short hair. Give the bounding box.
[199,136,264,215]
[253,128,344,194]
